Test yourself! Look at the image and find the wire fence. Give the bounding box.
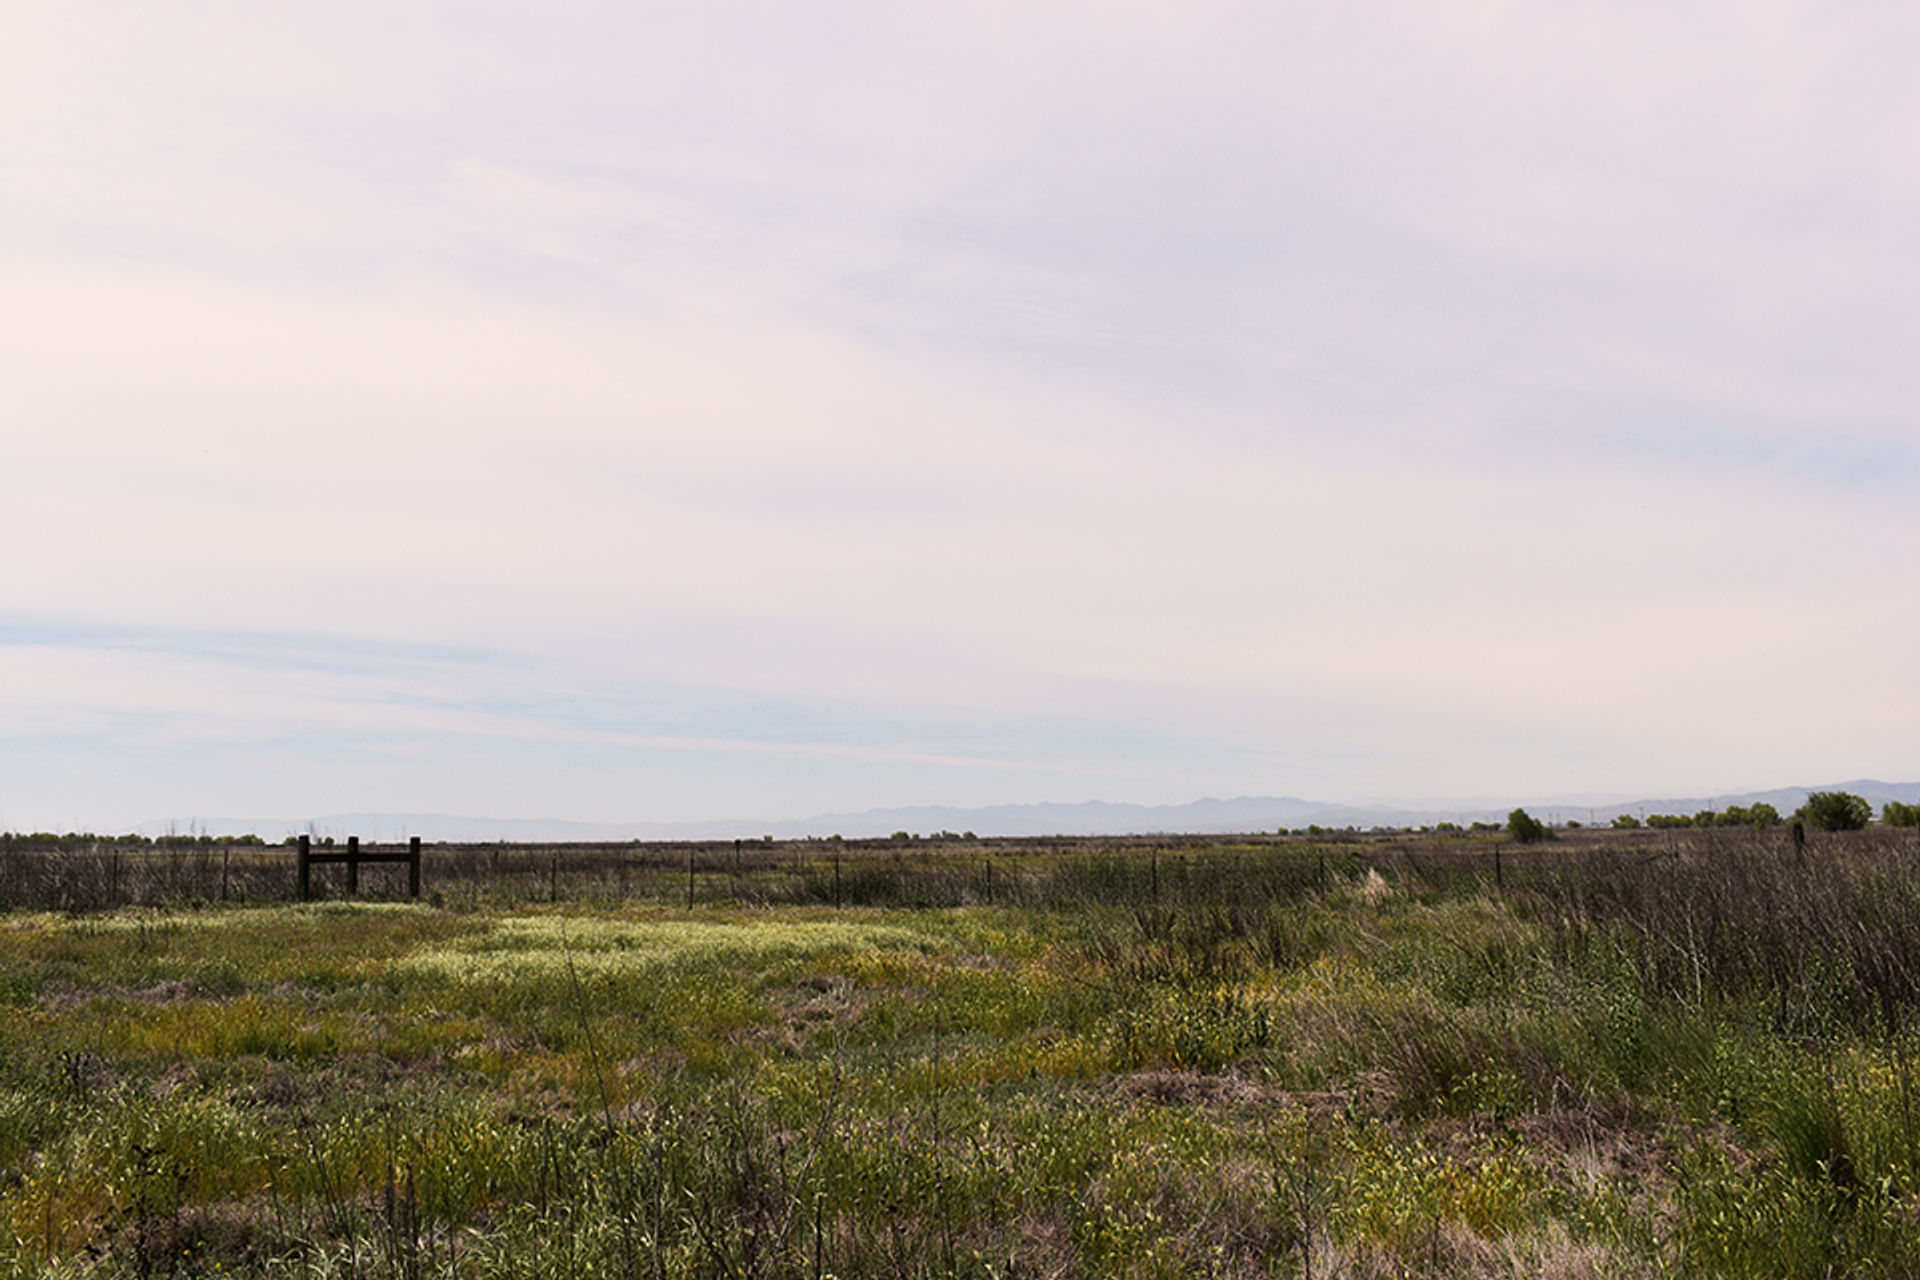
[4,824,1905,914]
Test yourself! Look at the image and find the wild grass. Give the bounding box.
[4,828,1920,1275]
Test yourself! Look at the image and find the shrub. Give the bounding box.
[1883,801,1920,828]
[1797,791,1872,832]
[1506,809,1548,844]
[1647,814,1693,829]
[1719,803,1781,829]
[1611,814,1642,830]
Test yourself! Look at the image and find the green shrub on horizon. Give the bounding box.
[1797,790,1872,832]
[1506,808,1549,843]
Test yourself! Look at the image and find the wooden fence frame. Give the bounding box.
[296,834,421,900]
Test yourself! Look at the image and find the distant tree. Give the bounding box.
[1646,814,1693,829]
[1611,814,1642,829]
[1720,802,1774,832]
[1507,808,1549,844]
[1797,791,1872,832]
[1883,801,1920,828]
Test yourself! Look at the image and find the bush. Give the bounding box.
[1647,814,1693,829]
[1797,791,1872,832]
[1713,803,1781,829]
[1506,808,1549,844]
[1884,801,1920,828]
[1611,814,1642,829]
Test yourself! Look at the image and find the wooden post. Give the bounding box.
[408,836,421,899]
[297,835,311,901]
[346,836,359,896]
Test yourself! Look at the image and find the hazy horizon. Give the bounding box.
[32,774,1900,846]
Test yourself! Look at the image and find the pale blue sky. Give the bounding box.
[4,2,1917,830]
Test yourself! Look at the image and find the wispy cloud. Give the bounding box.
[3,1,1917,828]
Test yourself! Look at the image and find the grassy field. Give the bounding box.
[5,827,1920,1277]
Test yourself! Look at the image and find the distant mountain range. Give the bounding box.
[138,779,1920,842]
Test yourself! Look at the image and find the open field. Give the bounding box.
[6,827,1920,1277]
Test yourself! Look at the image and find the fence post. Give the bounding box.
[346,836,359,896]
[297,835,311,901]
[408,836,421,899]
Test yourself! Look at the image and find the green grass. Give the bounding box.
[6,832,1920,1276]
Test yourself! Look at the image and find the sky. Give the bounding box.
[4,1,1918,833]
